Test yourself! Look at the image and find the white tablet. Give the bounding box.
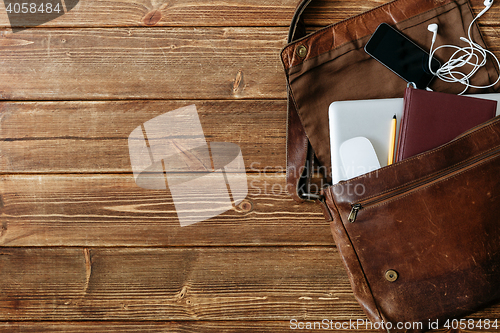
[329,98,403,183]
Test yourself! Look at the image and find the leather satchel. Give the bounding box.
[323,115,500,331]
[281,0,500,331]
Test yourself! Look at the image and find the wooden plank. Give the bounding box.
[0,321,384,333]
[0,321,485,332]
[0,174,330,246]
[0,247,362,320]
[1,247,499,323]
[0,27,499,101]
[0,27,287,100]
[483,27,500,53]
[0,0,298,28]
[0,100,287,173]
[0,0,496,28]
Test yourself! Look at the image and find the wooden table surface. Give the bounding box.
[1,0,500,332]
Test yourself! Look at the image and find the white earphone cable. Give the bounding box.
[428,0,500,94]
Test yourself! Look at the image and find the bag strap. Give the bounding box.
[286,0,325,202]
[288,0,312,43]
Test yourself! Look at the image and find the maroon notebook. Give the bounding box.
[396,88,497,162]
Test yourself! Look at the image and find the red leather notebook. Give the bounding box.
[396,88,497,162]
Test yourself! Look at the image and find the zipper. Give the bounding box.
[347,146,500,223]
[348,203,362,223]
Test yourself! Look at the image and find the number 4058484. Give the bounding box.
[5,2,61,14]
[444,319,498,330]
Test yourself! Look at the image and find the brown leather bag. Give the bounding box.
[281,0,500,331]
[323,114,500,331]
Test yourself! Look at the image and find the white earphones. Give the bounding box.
[484,0,494,9]
[427,0,500,94]
[427,23,438,44]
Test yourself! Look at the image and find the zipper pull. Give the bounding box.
[348,204,363,223]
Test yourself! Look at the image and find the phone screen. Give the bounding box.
[365,23,440,89]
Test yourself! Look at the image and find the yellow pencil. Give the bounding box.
[388,115,397,165]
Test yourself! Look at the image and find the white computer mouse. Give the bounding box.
[339,137,381,180]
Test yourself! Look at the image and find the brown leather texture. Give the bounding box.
[323,116,500,332]
[286,92,309,202]
[282,0,454,70]
[282,0,500,197]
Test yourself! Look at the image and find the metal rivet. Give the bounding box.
[296,45,307,58]
[385,270,398,282]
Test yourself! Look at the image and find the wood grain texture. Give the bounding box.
[0,321,385,333]
[0,27,499,101]
[0,321,488,332]
[0,0,496,28]
[1,0,500,330]
[0,174,329,246]
[0,247,361,321]
[0,0,298,28]
[0,27,287,100]
[1,247,500,324]
[0,100,287,173]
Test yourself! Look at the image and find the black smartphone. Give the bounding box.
[365,23,440,89]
